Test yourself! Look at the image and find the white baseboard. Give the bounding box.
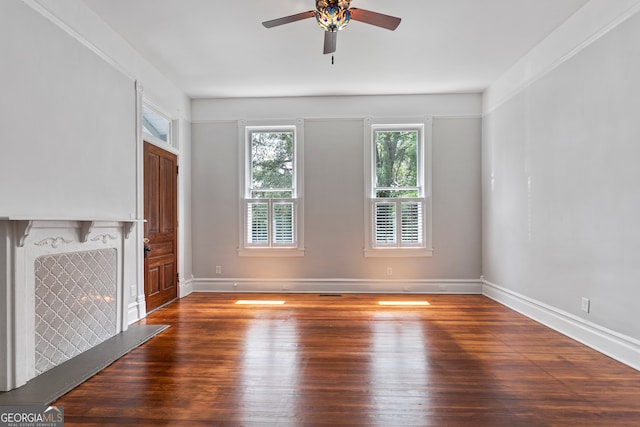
[127,296,146,325]
[192,278,482,294]
[128,280,193,323]
[482,279,640,371]
[179,277,194,298]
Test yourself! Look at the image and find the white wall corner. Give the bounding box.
[482,280,640,371]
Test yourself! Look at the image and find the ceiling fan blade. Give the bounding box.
[323,31,337,54]
[349,8,401,31]
[262,11,316,28]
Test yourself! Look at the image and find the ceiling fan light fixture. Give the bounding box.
[315,0,351,32]
[262,0,400,55]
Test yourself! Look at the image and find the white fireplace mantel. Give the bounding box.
[0,217,142,391]
[3,217,141,247]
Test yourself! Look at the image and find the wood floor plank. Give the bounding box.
[53,293,640,426]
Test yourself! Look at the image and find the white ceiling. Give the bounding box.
[81,0,590,99]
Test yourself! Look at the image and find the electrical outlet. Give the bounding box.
[581,297,590,313]
[215,265,222,275]
[386,267,393,276]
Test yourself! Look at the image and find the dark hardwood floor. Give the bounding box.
[53,293,640,426]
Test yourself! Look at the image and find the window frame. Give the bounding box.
[363,117,433,257]
[142,102,177,151]
[238,120,305,257]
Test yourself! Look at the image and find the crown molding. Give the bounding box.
[22,0,135,82]
[484,0,640,115]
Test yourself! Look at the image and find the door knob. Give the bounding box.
[143,238,151,258]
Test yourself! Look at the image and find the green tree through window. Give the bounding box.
[250,131,294,198]
[375,130,418,198]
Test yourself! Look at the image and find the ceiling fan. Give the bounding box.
[262,0,401,55]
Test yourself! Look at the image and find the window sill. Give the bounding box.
[363,248,433,258]
[238,248,305,257]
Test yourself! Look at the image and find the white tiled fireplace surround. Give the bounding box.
[0,218,139,391]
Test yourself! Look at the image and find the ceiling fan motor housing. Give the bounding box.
[316,0,352,32]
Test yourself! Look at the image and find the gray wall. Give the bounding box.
[0,0,192,322]
[0,0,136,219]
[482,10,640,340]
[191,95,482,290]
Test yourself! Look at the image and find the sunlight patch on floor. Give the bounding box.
[235,300,286,305]
[378,301,430,306]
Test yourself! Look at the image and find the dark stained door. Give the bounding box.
[144,142,178,312]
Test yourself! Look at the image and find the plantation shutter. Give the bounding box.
[246,199,296,248]
[273,201,295,245]
[374,202,397,245]
[401,201,423,244]
[372,199,425,248]
[247,201,269,245]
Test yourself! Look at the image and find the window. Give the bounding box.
[364,118,432,257]
[142,104,171,143]
[239,121,304,256]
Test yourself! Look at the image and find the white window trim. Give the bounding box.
[363,117,433,258]
[238,119,305,257]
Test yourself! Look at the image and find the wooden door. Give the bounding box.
[144,142,178,312]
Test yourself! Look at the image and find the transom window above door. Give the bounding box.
[142,103,176,149]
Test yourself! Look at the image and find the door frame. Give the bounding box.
[132,83,183,322]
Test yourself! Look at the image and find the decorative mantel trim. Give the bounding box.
[91,234,117,244]
[34,237,73,248]
[16,220,33,247]
[3,217,144,247]
[123,222,136,239]
[79,221,95,243]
